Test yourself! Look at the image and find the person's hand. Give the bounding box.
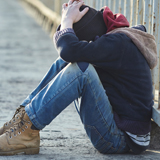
[61,0,89,30]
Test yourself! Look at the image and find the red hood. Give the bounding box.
[103,6,130,33]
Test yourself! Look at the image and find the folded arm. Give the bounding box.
[54,28,125,66]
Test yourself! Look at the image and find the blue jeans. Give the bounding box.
[21,57,130,154]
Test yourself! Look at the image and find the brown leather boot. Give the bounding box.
[0,106,25,135]
[0,111,40,156]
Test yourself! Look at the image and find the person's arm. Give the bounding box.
[54,0,125,66]
[54,29,125,65]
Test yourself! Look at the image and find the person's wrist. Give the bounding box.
[61,19,73,30]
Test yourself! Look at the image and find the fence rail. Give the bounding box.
[21,0,160,126]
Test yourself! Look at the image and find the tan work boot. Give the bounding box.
[0,106,25,135]
[0,111,40,156]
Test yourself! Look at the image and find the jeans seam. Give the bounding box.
[33,62,67,98]
[85,124,126,154]
[86,69,110,130]
[86,67,125,139]
[85,125,109,142]
[37,73,88,116]
[22,62,68,107]
[39,62,89,109]
[85,124,116,151]
[25,106,45,129]
[116,133,129,153]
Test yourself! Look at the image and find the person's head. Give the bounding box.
[72,5,129,42]
[73,5,107,42]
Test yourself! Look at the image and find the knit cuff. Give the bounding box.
[53,28,75,44]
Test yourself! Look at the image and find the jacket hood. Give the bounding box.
[106,26,157,69]
[103,6,130,33]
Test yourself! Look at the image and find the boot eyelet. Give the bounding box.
[5,124,8,126]
[9,122,11,124]
[16,117,19,119]
[22,129,25,132]
[9,136,12,139]
[28,121,30,124]
[25,125,28,129]
[14,134,17,137]
[13,120,15,122]
[18,132,21,135]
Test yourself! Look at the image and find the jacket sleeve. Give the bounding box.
[53,28,125,65]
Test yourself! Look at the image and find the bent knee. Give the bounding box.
[77,62,89,72]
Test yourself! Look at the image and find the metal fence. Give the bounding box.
[30,0,160,125]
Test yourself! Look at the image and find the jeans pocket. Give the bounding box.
[84,124,117,154]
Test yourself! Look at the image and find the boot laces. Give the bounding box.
[6,110,30,138]
[4,106,24,126]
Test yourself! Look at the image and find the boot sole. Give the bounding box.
[0,147,39,156]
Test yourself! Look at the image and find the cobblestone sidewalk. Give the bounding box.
[0,0,160,159]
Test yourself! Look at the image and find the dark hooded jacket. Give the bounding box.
[54,25,157,136]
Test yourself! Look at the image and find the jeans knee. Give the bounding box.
[77,62,89,72]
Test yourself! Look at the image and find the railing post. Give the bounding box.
[125,0,131,24]
[158,1,160,108]
[120,0,125,14]
[143,0,152,33]
[115,0,119,13]
[132,0,137,26]
[137,0,143,24]
[151,0,159,101]
[95,0,99,9]
[105,0,109,7]
[88,0,94,7]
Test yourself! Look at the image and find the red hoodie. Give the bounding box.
[103,6,130,33]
